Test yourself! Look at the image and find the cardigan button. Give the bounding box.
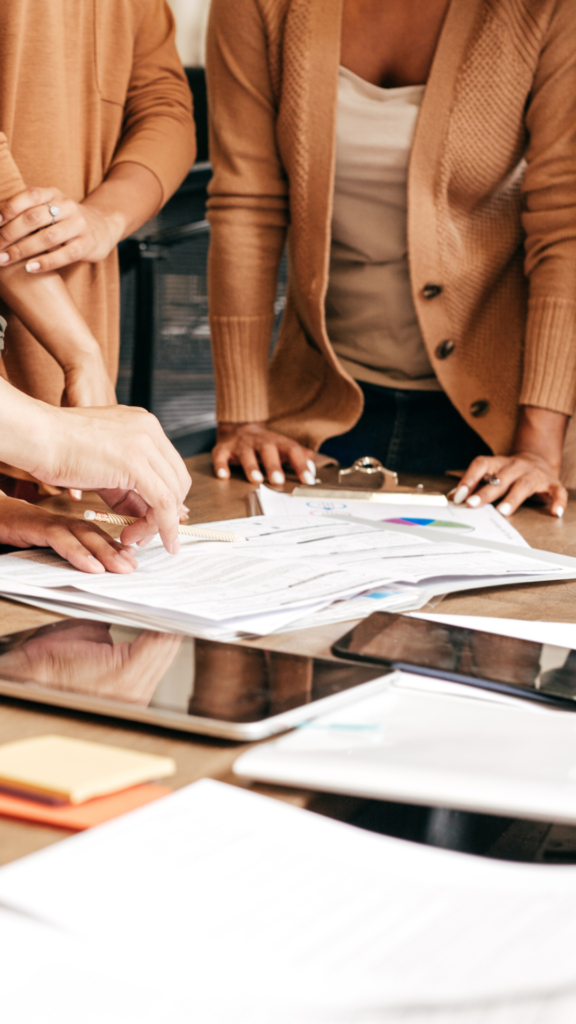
[423,283,443,299]
[435,339,455,360]
[470,400,490,418]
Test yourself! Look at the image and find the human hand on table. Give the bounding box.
[0,620,182,705]
[452,408,569,518]
[213,422,318,486]
[0,494,137,574]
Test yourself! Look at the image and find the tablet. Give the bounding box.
[0,618,388,740]
[332,612,576,710]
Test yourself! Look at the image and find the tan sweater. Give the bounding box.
[0,0,196,405]
[206,0,576,456]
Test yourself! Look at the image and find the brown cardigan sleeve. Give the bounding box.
[520,0,576,415]
[206,0,289,423]
[111,0,197,206]
[0,134,26,204]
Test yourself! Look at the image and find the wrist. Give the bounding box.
[218,421,266,438]
[512,406,568,475]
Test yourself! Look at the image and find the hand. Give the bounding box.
[0,187,118,274]
[452,408,569,518]
[0,495,138,574]
[0,620,182,706]
[213,422,318,486]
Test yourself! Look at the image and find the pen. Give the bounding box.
[84,511,246,543]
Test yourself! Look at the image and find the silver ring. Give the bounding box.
[46,204,60,225]
[484,474,501,487]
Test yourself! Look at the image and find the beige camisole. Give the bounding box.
[326,66,441,391]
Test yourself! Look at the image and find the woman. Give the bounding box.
[0,0,195,485]
[206,0,576,517]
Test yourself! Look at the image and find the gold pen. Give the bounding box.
[84,511,245,543]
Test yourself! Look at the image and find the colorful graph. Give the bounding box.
[385,517,474,531]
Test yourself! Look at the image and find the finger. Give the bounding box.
[236,445,264,485]
[69,489,82,501]
[280,441,317,485]
[0,187,55,227]
[495,477,541,517]
[548,483,568,518]
[212,442,235,481]
[69,522,138,573]
[0,208,77,260]
[45,523,136,574]
[452,456,504,505]
[25,238,87,274]
[464,463,523,508]
[98,488,149,519]
[258,443,285,485]
[120,520,158,547]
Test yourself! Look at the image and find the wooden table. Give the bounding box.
[0,453,575,866]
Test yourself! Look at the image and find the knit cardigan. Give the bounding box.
[206,0,576,455]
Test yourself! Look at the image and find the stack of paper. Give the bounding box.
[2,780,576,1023]
[0,508,574,639]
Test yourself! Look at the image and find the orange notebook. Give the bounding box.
[0,783,172,831]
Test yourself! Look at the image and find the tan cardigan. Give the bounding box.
[206,0,576,455]
[0,0,196,406]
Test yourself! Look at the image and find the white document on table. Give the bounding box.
[257,486,530,547]
[2,780,576,1023]
[235,670,576,824]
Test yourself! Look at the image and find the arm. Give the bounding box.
[454,0,576,517]
[206,0,316,485]
[0,263,115,406]
[0,0,195,273]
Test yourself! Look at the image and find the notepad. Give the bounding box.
[0,782,172,830]
[0,735,176,804]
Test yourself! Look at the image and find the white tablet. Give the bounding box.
[0,618,389,741]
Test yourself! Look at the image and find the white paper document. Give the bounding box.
[0,512,572,638]
[2,780,576,1023]
[257,486,530,547]
[235,671,576,823]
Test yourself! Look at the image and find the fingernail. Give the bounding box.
[216,468,229,479]
[0,253,9,264]
[271,471,284,485]
[137,536,152,548]
[87,556,105,572]
[70,489,82,500]
[467,495,481,507]
[182,504,190,512]
[554,505,565,519]
[303,471,316,486]
[170,539,180,555]
[250,470,264,483]
[306,460,317,478]
[498,502,512,517]
[114,552,134,568]
[453,485,469,505]
[25,261,41,272]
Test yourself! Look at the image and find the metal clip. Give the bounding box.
[338,456,398,490]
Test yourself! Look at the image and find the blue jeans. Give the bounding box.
[320,382,492,475]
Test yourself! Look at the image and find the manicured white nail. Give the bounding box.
[498,502,512,517]
[70,489,82,500]
[554,505,565,518]
[250,470,264,483]
[25,261,40,272]
[271,471,284,484]
[453,485,469,505]
[467,495,481,507]
[306,460,317,478]
[216,468,228,479]
[303,471,316,486]
[0,253,9,264]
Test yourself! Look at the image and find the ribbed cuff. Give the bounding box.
[0,135,26,203]
[520,296,576,415]
[210,313,275,422]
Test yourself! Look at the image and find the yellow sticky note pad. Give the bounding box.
[0,735,176,804]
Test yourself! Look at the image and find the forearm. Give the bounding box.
[82,162,163,247]
[0,263,100,370]
[512,406,569,473]
[0,378,57,474]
